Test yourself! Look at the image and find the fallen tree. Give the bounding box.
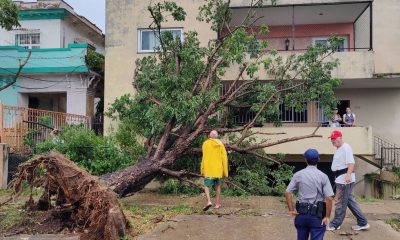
[102,0,341,196]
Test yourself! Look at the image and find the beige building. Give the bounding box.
[105,0,400,196]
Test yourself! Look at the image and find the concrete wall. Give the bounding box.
[62,19,105,54]
[373,0,400,74]
[105,0,217,133]
[0,19,62,48]
[0,78,18,106]
[335,88,400,145]
[221,51,374,80]
[353,157,380,196]
[354,2,370,50]
[253,126,373,155]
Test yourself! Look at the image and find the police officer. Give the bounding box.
[285,149,334,240]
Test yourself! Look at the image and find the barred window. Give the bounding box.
[15,33,41,49]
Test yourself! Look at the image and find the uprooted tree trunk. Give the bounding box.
[101,127,321,197]
[2,152,127,240]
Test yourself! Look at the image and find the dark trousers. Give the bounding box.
[330,183,368,228]
[295,213,326,240]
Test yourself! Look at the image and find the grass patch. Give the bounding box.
[124,204,198,237]
[385,218,400,231]
[355,196,377,203]
[0,189,13,196]
[0,203,24,232]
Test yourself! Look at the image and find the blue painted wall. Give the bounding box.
[0,43,88,106]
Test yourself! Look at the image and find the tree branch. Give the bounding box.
[228,131,322,152]
[154,119,175,159]
[159,167,203,189]
[0,51,31,92]
[22,120,55,130]
[201,56,224,93]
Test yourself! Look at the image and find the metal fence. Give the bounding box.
[0,104,90,153]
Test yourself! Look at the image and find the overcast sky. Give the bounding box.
[64,0,105,32]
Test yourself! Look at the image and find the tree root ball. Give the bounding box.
[9,152,127,240]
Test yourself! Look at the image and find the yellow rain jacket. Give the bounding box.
[201,138,229,178]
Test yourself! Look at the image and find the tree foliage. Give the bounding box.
[104,0,342,196]
[26,125,144,176]
[0,0,19,31]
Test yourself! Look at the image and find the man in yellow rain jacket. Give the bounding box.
[201,130,228,211]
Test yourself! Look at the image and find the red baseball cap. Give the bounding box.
[329,130,342,139]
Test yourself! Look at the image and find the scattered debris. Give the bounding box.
[339,231,359,236]
[161,224,175,233]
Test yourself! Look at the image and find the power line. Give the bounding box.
[0,65,86,82]
[12,82,60,90]
[0,65,93,89]
[0,54,84,60]
[0,51,86,68]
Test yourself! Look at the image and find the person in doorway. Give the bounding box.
[327,130,370,231]
[330,108,342,128]
[201,130,228,211]
[343,107,356,127]
[285,148,334,240]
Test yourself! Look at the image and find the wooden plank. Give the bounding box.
[0,143,9,189]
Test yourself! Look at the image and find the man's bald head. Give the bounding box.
[209,130,218,139]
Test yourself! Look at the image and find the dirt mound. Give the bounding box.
[1,152,127,240]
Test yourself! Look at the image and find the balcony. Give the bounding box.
[256,126,374,156]
[226,100,375,159]
[223,1,374,80]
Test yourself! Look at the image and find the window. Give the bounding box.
[15,33,40,49]
[312,36,348,52]
[138,28,183,53]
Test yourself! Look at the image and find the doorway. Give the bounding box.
[337,100,350,118]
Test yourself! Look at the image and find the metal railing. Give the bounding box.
[0,104,90,153]
[229,100,327,126]
[374,136,400,170]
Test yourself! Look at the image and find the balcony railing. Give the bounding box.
[0,104,90,153]
[374,136,400,170]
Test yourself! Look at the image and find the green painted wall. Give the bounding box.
[0,43,89,106]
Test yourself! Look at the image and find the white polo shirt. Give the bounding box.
[331,143,356,184]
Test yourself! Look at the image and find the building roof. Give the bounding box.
[13,0,104,38]
[0,43,89,74]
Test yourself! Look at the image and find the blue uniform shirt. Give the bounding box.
[286,166,334,204]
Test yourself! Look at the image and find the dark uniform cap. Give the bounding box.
[304,148,319,163]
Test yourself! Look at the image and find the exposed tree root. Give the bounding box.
[1,152,127,240]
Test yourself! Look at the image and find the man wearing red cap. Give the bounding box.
[327,130,370,231]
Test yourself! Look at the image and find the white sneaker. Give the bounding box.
[352,224,370,231]
[327,225,341,231]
